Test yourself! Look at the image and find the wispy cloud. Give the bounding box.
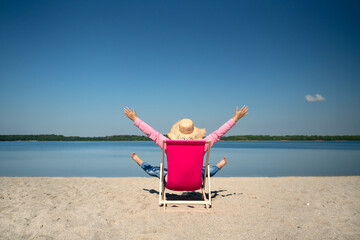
[305,94,326,102]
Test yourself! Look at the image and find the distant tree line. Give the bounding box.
[0,134,151,141]
[220,135,360,141]
[0,134,359,141]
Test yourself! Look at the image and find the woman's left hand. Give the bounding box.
[232,105,248,122]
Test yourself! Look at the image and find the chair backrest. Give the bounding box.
[164,140,207,191]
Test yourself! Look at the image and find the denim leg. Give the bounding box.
[141,162,218,179]
[202,165,220,177]
[140,162,167,179]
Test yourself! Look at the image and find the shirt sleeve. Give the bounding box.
[134,118,168,150]
[204,118,236,151]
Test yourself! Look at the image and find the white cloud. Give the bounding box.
[305,94,326,102]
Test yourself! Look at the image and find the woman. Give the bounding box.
[123,105,248,180]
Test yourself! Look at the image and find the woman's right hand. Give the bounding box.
[123,107,137,122]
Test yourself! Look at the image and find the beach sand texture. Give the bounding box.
[0,177,359,240]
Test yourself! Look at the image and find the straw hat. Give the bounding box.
[167,118,206,140]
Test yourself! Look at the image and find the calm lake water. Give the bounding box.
[0,141,359,177]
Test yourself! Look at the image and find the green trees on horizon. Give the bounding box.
[0,134,151,141]
[220,135,360,141]
[0,134,359,141]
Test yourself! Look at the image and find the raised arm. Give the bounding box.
[205,105,248,150]
[123,107,168,149]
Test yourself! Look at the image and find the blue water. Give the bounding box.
[0,141,359,177]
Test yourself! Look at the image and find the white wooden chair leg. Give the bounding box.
[202,189,206,200]
[208,165,212,207]
[159,163,163,206]
[163,188,167,211]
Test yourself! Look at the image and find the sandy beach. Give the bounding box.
[0,176,359,240]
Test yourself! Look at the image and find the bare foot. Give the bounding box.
[216,156,227,170]
[131,152,144,166]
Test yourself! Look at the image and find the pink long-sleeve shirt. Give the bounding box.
[134,118,236,152]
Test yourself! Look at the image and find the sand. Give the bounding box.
[0,176,359,240]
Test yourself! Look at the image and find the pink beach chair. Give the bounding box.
[159,140,212,210]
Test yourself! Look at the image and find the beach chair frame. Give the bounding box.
[159,140,212,211]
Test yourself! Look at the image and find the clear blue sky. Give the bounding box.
[0,0,359,136]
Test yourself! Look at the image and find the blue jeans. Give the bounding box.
[140,162,220,180]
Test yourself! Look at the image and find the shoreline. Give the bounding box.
[1,176,359,239]
[1,175,360,178]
